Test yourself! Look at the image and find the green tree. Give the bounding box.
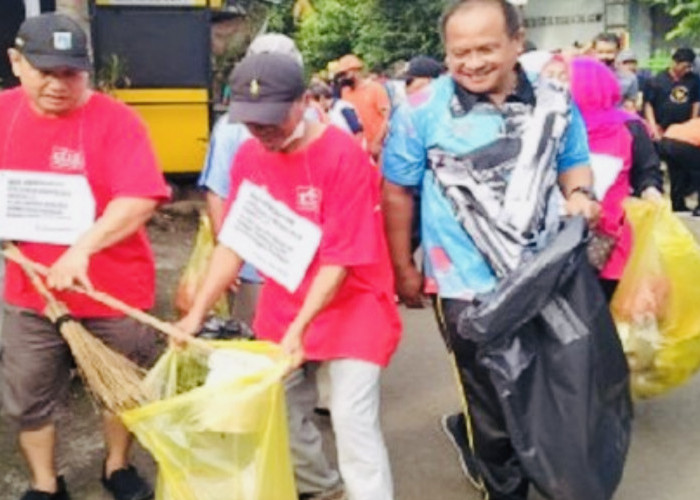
[647,0,700,40]
[265,0,448,74]
[355,0,447,70]
[296,0,365,72]
[266,0,297,34]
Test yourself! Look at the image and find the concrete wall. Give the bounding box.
[628,1,653,62]
[523,0,677,64]
[522,0,605,51]
[56,0,89,31]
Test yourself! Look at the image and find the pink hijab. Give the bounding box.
[570,57,639,141]
[570,57,638,280]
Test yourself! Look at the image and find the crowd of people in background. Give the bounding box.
[236,25,700,224]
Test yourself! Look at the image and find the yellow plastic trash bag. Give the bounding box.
[174,212,229,318]
[612,199,700,398]
[121,341,296,500]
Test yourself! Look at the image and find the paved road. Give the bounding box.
[2,214,700,499]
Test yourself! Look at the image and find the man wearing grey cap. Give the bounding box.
[1,13,169,500]
[617,49,651,105]
[177,52,401,500]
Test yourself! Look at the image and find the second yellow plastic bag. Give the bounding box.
[174,212,230,318]
[612,199,700,398]
[121,341,296,500]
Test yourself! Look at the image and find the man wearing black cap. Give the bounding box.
[1,13,169,500]
[404,55,444,96]
[177,52,401,500]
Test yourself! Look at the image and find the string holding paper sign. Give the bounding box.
[219,180,322,293]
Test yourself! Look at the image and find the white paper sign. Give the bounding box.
[590,153,624,201]
[219,180,322,293]
[0,171,96,245]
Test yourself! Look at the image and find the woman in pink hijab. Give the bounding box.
[569,57,663,300]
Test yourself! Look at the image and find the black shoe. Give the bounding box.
[20,476,70,500]
[693,207,700,217]
[298,484,347,500]
[441,413,485,494]
[197,317,254,340]
[101,465,153,500]
[313,407,331,418]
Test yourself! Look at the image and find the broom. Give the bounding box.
[2,245,213,413]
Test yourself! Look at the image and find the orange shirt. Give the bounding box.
[342,79,390,149]
[665,118,700,147]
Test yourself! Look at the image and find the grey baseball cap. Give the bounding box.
[15,13,90,71]
[246,33,303,67]
[228,53,306,125]
[617,49,637,64]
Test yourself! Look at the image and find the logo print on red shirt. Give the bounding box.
[296,186,322,213]
[50,147,85,172]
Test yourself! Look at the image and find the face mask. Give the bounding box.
[280,119,306,150]
[339,77,356,89]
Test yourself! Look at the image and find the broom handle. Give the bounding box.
[2,244,211,350]
[4,246,63,317]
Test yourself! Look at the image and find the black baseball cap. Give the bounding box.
[15,13,90,71]
[228,53,306,125]
[404,56,444,79]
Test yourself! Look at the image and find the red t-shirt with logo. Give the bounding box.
[0,88,170,317]
[225,126,401,366]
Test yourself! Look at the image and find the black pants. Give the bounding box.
[435,298,529,500]
[657,138,700,211]
[599,278,619,303]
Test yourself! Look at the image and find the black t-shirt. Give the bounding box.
[625,120,663,195]
[645,70,700,129]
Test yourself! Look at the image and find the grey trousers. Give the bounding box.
[229,281,261,326]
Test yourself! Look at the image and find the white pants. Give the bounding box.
[285,359,394,500]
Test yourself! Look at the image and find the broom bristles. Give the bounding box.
[46,302,152,414]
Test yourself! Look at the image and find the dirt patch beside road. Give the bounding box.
[0,197,205,500]
[148,199,204,320]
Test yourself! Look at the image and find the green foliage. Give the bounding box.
[95,54,132,93]
[355,0,448,71]
[297,0,362,71]
[646,0,700,41]
[266,0,297,34]
[265,0,448,74]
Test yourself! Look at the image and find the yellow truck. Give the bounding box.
[92,0,227,174]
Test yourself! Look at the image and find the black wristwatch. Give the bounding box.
[569,186,597,201]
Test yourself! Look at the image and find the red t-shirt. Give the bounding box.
[0,88,170,317]
[225,126,401,366]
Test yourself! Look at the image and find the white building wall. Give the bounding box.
[522,0,606,51]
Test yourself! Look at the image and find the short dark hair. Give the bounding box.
[673,47,696,64]
[308,81,332,100]
[440,0,522,40]
[593,32,621,50]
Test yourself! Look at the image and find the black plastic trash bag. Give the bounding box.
[458,217,632,500]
